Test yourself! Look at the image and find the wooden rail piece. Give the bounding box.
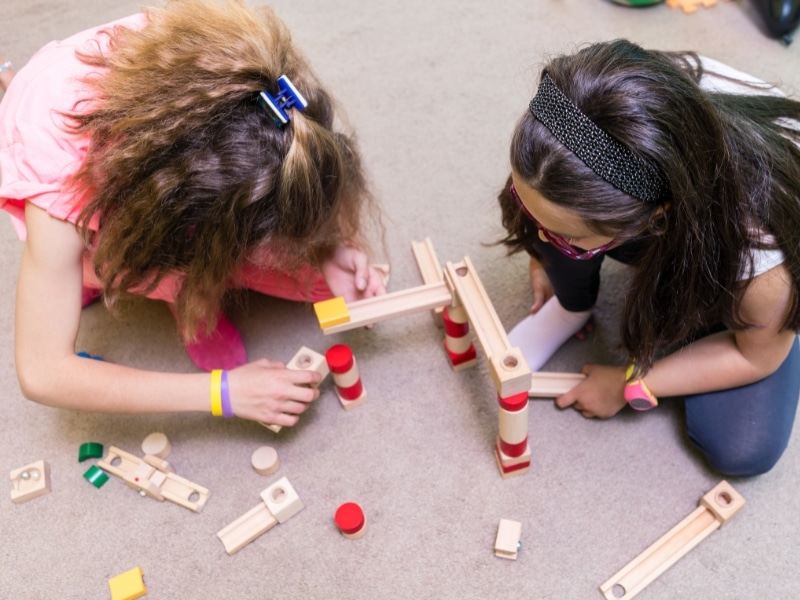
[444,258,511,358]
[318,281,453,335]
[217,477,304,555]
[528,372,586,398]
[599,480,745,600]
[444,258,532,396]
[411,238,445,326]
[98,446,210,512]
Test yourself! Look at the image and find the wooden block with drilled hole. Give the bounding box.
[216,477,304,555]
[599,481,745,600]
[261,346,330,433]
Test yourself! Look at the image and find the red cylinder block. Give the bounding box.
[335,502,367,539]
[325,344,368,410]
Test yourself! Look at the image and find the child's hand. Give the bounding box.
[227,359,322,425]
[528,256,553,314]
[555,364,627,419]
[321,243,387,302]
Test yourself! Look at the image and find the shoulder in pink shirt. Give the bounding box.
[0,14,146,240]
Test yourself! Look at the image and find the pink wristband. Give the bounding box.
[221,370,234,418]
[624,364,658,411]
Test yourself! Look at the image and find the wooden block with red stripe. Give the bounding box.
[325,344,368,411]
[442,305,478,371]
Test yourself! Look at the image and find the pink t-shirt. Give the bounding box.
[0,14,146,240]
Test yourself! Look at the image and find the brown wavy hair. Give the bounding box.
[499,39,800,372]
[67,0,379,338]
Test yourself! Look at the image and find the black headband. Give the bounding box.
[529,73,668,203]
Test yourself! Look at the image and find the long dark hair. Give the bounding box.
[499,39,800,371]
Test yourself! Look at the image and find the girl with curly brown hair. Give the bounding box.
[498,40,800,476]
[0,0,386,426]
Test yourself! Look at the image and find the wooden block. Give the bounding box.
[528,372,586,398]
[495,519,522,559]
[217,502,278,555]
[498,404,529,445]
[108,566,147,600]
[599,481,745,600]
[216,477,304,555]
[260,476,304,523]
[490,349,532,398]
[159,472,210,512]
[143,454,174,474]
[444,258,512,359]
[10,460,51,504]
[411,237,445,326]
[314,297,350,329]
[494,440,531,479]
[700,480,745,524]
[251,446,280,475]
[141,432,171,458]
[287,346,330,382]
[261,346,331,433]
[335,502,368,540]
[97,446,209,512]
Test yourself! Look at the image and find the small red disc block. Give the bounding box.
[326,344,354,373]
[334,502,365,535]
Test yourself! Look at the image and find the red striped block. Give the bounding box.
[325,344,368,410]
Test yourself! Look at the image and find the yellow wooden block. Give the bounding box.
[313,297,350,329]
[108,566,147,600]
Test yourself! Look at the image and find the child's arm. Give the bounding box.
[15,203,320,426]
[556,263,796,418]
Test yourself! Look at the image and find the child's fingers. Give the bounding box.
[350,250,370,291]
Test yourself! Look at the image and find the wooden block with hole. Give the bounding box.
[261,346,330,433]
[599,480,745,600]
[217,476,304,555]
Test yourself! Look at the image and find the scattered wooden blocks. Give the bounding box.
[495,519,522,560]
[600,480,745,599]
[216,477,304,555]
[108,566,147,600]
[10,460,51,504]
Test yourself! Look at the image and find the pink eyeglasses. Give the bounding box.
[510,184,618,261]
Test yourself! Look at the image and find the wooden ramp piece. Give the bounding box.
[599,480,745,600]
[217,477,304,555]
[528,372,586,398]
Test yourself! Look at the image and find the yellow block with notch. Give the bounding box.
[314,297,351,329]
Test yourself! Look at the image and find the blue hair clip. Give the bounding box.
[257,75,308,128]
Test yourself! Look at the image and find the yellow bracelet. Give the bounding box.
[210,369,223,417]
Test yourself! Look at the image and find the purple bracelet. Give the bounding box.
[221,370,234,418]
